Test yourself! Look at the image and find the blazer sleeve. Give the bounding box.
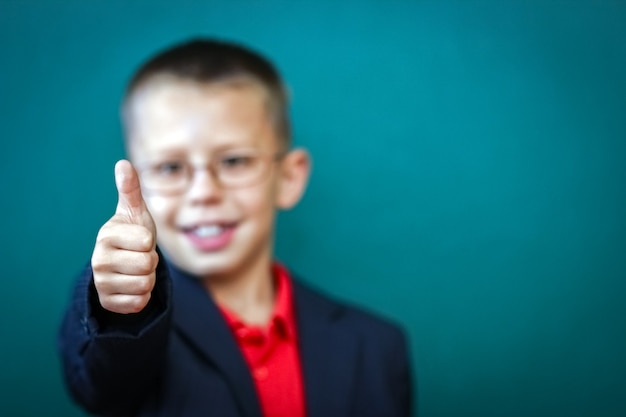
[365,318,414,417]
[57,254,172,416]
[395,328,414,417]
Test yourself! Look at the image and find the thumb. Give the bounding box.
[115,159,148,220]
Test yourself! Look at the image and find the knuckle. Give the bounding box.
[129,294,150,313]
[149,250,160,269]
[95,225,107,242]
[138,227,155,250]
[95,234,111,249]
[98,295,115,312]
[91,248,115,273]
[135,252,156,275]
[135,275,155,294]
[91,257,104,272]
[95,222,116,245]
[99,294,149,314]
[91,253,109,272]
[92,273,113,296]
[92,272,104,287]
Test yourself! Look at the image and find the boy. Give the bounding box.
[58,38,412,417]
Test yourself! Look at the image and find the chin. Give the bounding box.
[178,253,242,280]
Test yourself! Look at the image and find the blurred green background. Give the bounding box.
[1,1,625,416]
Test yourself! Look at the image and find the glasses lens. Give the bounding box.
[216,150,266,187]
[141,160,189,194]
[138,149,279,194]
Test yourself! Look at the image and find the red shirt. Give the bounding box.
[218,263,306,417]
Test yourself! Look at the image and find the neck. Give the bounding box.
[203,249,275,326]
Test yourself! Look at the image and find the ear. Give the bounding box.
[275,148,311,209]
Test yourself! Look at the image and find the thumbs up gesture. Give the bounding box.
[91,160,159,314]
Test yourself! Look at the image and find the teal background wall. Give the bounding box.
[1,1,624,416]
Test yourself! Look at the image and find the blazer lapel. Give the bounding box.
[293,281,360,417]
[170,266,263,417]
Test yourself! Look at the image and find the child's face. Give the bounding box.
[125,78,308,279]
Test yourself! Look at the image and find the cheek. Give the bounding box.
[145,196,178,228]
[235,181,278,217]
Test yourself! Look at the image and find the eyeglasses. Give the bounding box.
[137,148,286,195]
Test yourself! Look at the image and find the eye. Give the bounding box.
[219,154,255,170]
[153,161,186,177]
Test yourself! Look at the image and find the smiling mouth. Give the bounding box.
[182,223,237,251]
[183,222,236,235]
[193,225,225,237]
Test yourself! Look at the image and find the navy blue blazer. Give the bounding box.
[59,258,413,417]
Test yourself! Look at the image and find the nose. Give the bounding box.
[186,166,223,204]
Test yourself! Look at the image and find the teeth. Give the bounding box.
[194,225,223,237]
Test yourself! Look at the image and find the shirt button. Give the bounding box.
[254,366,268,380]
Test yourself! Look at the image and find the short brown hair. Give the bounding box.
[122,38,290,145]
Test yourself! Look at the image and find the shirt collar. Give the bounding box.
[218,262,296,341]
[271,261,296,340]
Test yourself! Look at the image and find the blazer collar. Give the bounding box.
[293,280,360,417]
[168,265,359,417]
[169,265,263,417]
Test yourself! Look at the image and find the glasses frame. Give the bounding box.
[137,149,288,196]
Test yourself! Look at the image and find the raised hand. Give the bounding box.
[91,160,159,314]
